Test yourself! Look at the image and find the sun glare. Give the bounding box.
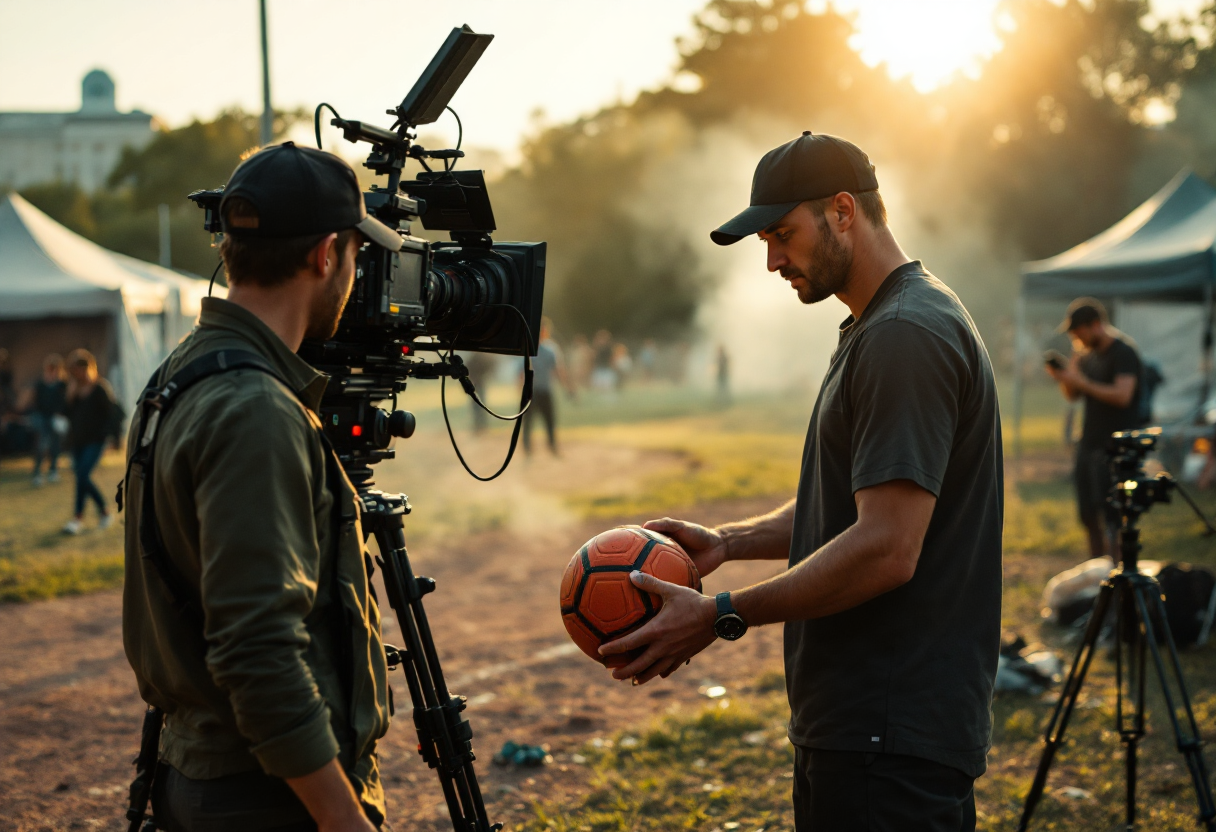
[811,0,1004,92]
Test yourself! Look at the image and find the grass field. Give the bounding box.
[0,450,126,601]
[7,381,1216,828]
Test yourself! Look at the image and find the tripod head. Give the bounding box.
[1108,428,1174,525]
[1107,428,1216,573]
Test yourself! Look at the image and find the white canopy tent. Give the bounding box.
[0,193,215,407]
[1012,170,1216,454]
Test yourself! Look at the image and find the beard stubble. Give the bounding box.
[785,216,852,305]
[304,259,355,341]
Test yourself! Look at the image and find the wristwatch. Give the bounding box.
[713,591,748,641]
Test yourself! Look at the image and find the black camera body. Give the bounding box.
[341,168,546,356]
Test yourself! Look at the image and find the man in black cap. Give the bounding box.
[601,132,1003,830]
[123,143,401,831]
[1045,297,1142,559]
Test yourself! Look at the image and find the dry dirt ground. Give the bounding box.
[0,437,790,831]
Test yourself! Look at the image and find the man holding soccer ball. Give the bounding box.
[598,133,1002,831]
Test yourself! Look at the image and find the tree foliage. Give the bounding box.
[17,1,1216,340]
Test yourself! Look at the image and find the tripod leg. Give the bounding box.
[1116,604,1146,832]
[1018,581,1117,832]
[372,516,499,832]
[1132,581,1216,831]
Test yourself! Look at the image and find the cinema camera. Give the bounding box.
[179,26,542,832]
[189,24,545,478]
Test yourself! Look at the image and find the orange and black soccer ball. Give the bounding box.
[560,527,702,668]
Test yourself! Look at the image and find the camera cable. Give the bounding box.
[438,305,535,481]
[313,103,342,150]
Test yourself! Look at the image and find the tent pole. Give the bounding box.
[1012,291,1027,460]
[1202,279,1214,418]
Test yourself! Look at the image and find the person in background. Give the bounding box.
[20,353,68,486]
[464,352,496,435]
[611,343,633,391]
[590,329,616,392]
[524,316,574,456]
[637,339,658,382]
[569,333,593,390]
[716,343,732,404]
[1045,298,1141,560]
[0,348,17,453]
[63,348,123,534]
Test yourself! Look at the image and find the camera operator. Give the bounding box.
[598,133,1002,830]
[1044,298,1141,560]
[123,143,406,832]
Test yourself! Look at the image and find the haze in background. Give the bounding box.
[2,0,1201,155]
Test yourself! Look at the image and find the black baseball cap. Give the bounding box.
[1059,297,1108,332]
[220,141,402,251]
[711,131,880,246]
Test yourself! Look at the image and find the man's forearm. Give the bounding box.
[1073,374,1135,408]
[718,499,796,562]
[286,758,374,832]
[732,515,915,626]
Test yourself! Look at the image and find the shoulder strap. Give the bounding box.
[127,349,288,632]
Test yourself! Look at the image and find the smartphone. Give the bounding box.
[1043,350,1066,370]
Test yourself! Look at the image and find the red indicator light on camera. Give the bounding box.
[351,425,363,437]
[401,345,412,355]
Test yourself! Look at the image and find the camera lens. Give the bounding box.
[425,252,513,341]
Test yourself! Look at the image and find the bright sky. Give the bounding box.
[0,0,1206,153]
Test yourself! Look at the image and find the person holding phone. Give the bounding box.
[1045,298,1142,559]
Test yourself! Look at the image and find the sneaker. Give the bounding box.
[31,474,44,487]
[99,514,115,530]
[62,518,83,535]
[47,471,60,483]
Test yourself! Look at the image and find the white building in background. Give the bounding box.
[0,70,157,193]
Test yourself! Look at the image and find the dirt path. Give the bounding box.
[0,435,790,831]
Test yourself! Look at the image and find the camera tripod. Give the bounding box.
[349,466,501,832]
[1018,459,1216,831]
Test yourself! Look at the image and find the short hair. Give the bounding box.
[67,348,98,382]
[1065,297,1108,331]
[805,190,887,227]
[219,197,359,288]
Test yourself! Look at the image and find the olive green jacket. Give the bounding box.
[122,298,390,820]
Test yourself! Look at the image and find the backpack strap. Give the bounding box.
[124,349,287,632]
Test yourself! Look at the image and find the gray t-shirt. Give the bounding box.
[532,341,561,393]
[784,262,1003,778]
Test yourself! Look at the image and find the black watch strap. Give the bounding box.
[716,591,736,617]
[714,591,748,640]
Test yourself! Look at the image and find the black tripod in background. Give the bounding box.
[348,464,501,832]
[1018,429,1216,831]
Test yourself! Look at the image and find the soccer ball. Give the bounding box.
[560,527,702,668]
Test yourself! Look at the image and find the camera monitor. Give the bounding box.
[398,25,494,126]
[405,169,496,233]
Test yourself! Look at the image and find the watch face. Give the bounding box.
[716,614,747,641]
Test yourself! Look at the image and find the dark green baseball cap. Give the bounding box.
[711,131,879,246]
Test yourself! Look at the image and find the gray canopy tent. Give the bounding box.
[1011,170,1216,454]
[0,193,215,407]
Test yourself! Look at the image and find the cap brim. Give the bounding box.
[356,215,404,251]
[710,201,802,246]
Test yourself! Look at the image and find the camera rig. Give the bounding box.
[179,25,545,832]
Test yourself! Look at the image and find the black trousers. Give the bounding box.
[793,748,976,832]
[151,763,318,832]
[522,388,557,453]
[1074,444,1118,559]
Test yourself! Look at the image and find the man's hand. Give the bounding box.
[285,759,377,832]
[643,518,728,577]
[598,571,718,685]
